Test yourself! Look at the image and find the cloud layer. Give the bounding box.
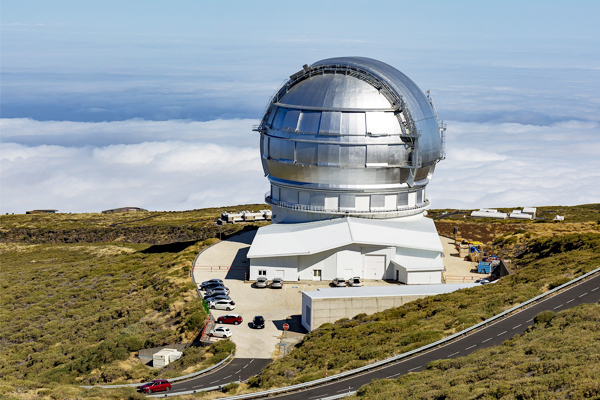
[2,118,598,214]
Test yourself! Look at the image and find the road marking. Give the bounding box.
[579,293,588,298]
[192,385,204,388]
[224,375,231,379]
[512,324,522,330]
[465,345,477,350]
[386,372,403,378]
[448,352,460,357]
[210,380,220,384]
[553,304,563,309]
[566,299,574,304]
[526,318,533,322]
[235,370,242,374]
[309,394,325,399]
[591,287,598,292]
[497,331,507,336]
[408,366,421,372]
[481,338,492,343]
[249,359,254,364]
[338,388,353,392]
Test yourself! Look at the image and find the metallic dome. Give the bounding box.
[255,57,446,223]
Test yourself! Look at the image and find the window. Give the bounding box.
[258,270,266,276]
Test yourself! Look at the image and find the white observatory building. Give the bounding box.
[248,57,447,284]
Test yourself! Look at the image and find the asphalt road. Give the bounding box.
[169,358,271,394]
[268,272,600,399]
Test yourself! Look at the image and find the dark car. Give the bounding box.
[217,313,243,325]
[200,278,223,287]
[252,315,265,329]
[204,293,231,302]
[138,379,171,394]
[201,281,225,291]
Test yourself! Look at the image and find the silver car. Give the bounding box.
[270,277,283,288]
[332,277,346,287]
[255,277,268,288]
[348,277,361,287]
[206,286,230,296]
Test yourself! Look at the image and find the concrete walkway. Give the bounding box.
[440,236,483,283]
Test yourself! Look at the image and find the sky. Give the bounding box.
[1,0,599,214]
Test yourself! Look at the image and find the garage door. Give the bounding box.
[364,255,385,280]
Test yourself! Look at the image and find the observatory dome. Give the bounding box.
[255,57,446,223]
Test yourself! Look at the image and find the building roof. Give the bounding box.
[303,283,477,300]
[392,256,445,272]
[247,216,443,258]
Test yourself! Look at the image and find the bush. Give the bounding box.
[534,310,556,326]
[222,382,239,393]
[184,312,204,332]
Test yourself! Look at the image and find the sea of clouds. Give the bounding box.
[2,115,598,214]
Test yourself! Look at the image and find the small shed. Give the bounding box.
[26,209,58,214]
[153,348,182,368]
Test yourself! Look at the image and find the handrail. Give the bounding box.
[149,266,600,398]
[265,194,429,216]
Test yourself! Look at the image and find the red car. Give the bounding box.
[138,379,171,394]
[217,313,243,325]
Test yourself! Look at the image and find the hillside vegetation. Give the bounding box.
[248,231,600,389]
[0,206,264,399]
[353,302,600,399]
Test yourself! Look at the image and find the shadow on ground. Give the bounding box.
[272,315,306,334]
[142,240,199,254]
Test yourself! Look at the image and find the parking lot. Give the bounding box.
[193,230,478,359]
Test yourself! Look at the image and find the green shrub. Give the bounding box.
[534,310,556,326]
[184,312,204,332]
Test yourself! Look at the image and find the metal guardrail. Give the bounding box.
[148,266,600,398]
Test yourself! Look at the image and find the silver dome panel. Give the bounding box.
[254,57,445,223]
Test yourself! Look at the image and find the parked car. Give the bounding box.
[206,288,230,298]
[209,299,236,311]
[138,379,171,394]
[209,327,232,338]
[348,277,361,287]
[201,281,224,291]
[270,277,283,288]
[204,294,231,302]
[255,276,268,288]
[252,315,265,329]
[332,277,346,287]
[217,314,243,325]
[200,278,223,288]
[206,286,230,295]
[475,278,490,285]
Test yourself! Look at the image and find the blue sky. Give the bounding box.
[1,0,599,213]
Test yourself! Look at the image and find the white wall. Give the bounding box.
[250,256,298,281]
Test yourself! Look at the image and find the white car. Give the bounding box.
[209,299,236,311]
[209,327,232,338]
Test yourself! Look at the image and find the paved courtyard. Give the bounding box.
[192,230,481,359]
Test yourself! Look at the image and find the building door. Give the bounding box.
[275,269,284,278]
[396,269,400,282]
[313,269,322,281]
[364,255,385,280]
[344,269,353,279]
